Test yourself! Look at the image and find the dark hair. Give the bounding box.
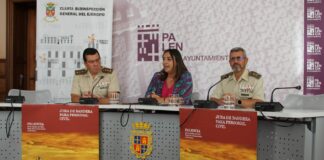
[160,49,188,81]
[230,47,247,57]
[83,48,100,62]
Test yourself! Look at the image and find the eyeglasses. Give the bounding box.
[230,56,245,62]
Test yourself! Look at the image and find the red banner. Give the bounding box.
[180,108,257,160]
[22,104,99,160]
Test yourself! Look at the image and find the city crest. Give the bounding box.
[130,122,153,159]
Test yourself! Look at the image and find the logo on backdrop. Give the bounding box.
[306,76,322,90]
[44,2,58,22]
[304,0,323,94]
[307,59,322,72]
[87,34,109,51]
[306,24,322,38]
[307,41,322,55]
[307,0,322,3]
[137,24,184,61]
[130,122,153,159]
[307,7,322,21]
[137,24,228,62]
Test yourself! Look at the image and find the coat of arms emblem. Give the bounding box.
[44,2,58,22]
[130,122,153,159]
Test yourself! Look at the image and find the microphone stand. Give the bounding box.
[79,76,104,104]
[193,79,223,108]
[5,74,25,103]
[255,85,301,112]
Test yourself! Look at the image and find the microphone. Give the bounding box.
[138,97,159,105]
[270,86,301,102]
[138,71,165,105]
[255,85,301,112]
[18,74,24,97]
[206,79,222,100]
[5,74,25,103]
[79,76,104,104]
[91,76,104,98]
[193,76,229,108]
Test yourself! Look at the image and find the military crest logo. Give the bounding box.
[88,34,97,48]
[44,2,58,22]
[130,122,153,159]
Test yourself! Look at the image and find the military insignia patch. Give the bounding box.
[221,72,233,80]
[75,69,87,75]
[130,122,153,159]
[102,67,113,74]
[248,71,261,79]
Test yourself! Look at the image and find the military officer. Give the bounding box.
[210,47,264,108]
[71,48,120,104]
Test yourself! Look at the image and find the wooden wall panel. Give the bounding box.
[0,59,5,77]
[0,59,6,101]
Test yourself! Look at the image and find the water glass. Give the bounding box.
[223,95,236,109]
[168,94,184,106]
[109,92,120,104]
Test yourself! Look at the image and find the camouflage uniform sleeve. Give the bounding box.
[252,78,265,101]
[71,75,81,96]
[108,71,120,92]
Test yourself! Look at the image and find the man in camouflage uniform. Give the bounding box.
[71,48,120,104]
[210,47,264,108]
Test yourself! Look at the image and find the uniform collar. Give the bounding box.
[229,69,249,82]
[85,69,104,80]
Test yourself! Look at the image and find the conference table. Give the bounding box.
[0,103,323,160]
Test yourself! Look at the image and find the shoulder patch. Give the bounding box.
[221,72,233,80]
[102,67,113,74]
[75,69,87,75]
[249,71,262,79]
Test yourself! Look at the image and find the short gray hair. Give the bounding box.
[230,47,247,57]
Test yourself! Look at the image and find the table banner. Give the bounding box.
[22,104,99,160]
[180,108,257,160]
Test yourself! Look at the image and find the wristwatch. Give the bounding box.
[237,99,242,105]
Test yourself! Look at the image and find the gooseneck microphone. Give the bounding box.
[255,85,302,112]
[194,76,228,108]
[18,74,24,97]
[5,74,25,103]
[91,76,104,98]
[79,76,104,104]
[206,79,223,101]
[270,86,301,102]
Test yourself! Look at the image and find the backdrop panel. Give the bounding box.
[304,0,324,95]
[112,0,305,103]
[36,0,113,102]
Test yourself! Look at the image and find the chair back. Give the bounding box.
[8,89,52,104]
